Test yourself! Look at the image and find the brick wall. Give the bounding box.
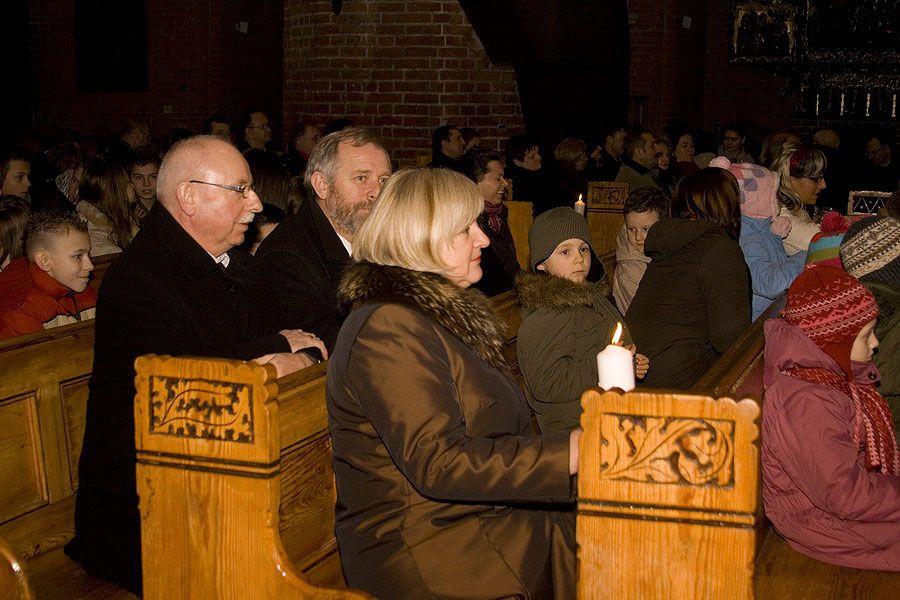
[27,0,283,146]
[283,0,524,166]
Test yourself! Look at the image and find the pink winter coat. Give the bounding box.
[762,318,900,571]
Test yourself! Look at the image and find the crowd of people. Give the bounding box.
[0,111,898,597]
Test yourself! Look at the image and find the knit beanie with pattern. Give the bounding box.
[783,265,879,376]
[839,216,900,285]
[529,207,593,272]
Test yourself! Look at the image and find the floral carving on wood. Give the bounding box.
[599,414,734,486]
[148,375,254,442]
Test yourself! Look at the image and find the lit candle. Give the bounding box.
[596,323,635,391]
[865,92,871,117]
[574,194,585,216]
[814,93,820,116]
[893,94,897,119]
[840,92,845,116]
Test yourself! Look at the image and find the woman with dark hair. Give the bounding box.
[462,147,520,296]
[243,148,291,214]
[76,161,138,255]
[626,168,751,389]
[328,167,578,599]
[772,143,826,256]
[552,137,589,208]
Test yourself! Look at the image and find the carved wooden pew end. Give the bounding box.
[133,354,372,600]
[577,389,761,600]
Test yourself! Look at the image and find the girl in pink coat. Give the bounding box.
[762,265,900,571]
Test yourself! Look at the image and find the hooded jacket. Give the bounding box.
[0,257,97,340]
[740,214,806,320]
[517,273,631,433]
[612,223,650,314]
[327,262,575,600]
[866,282,900,447]
[626,219,750,389]
[762,318,900,571]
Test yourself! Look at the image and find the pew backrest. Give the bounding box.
[577,389,761,600]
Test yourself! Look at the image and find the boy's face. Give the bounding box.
[625,210,660,253]
[130,162,159,204]
[37,229,94,293]
[538,237,591,284]
[2,160,31,198]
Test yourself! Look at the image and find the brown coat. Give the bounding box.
[327,262,575,600]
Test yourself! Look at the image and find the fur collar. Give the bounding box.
[339,261,508,369]
[516,272,611,313]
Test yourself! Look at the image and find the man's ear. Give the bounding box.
[310,171,329,200]
[536,263,546,272]
[174,181,197,216]
[33,249,53,273]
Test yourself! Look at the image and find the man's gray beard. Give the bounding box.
[326,189,370,236]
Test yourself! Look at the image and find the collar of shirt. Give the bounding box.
[209,252,231,269]
[336,233,352,256]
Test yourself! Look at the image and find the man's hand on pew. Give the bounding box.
[279,329,329,361]
[254,352,320,377]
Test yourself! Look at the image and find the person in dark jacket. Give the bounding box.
[329,168,578,599]
[517,207,648,433]
[626,168,751,389]
[254,128,392,351]
[66,136,324,595]
[504,134,554,214]
[463,147,520,297]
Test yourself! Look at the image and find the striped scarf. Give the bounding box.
[782,366,899,475]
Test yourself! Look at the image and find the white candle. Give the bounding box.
[574,194,585,216]
[596,323,635,391]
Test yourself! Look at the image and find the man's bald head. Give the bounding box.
[157,136,242,208]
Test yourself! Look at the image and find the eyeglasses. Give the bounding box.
[189,180,254,198]
[803,175,825,183]
[867,145,886,158]
[248,124,271,130]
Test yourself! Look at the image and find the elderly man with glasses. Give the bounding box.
[66,135,325,596]
[236,108,273,152]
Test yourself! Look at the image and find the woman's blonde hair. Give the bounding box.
[353,168,483,274]
[772,143,826,211]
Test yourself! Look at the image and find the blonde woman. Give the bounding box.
[328,167,577,600]
[771,143,825,256]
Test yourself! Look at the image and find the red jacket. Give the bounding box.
[762,318,900,571]
[0,257,98,340]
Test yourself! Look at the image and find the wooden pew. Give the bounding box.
[0,287,524,598]
[576,293,900,599]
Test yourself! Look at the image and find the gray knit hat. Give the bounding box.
[529,207,593,272]
[840,216,900,285]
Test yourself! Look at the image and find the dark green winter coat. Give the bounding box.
[864,281,900,447]
[516,273,631,433]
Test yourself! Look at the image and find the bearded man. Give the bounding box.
[255,128,392,350]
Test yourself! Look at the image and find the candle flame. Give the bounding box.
[578,193,583,202]
[611,322,623,345]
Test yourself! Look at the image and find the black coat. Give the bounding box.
[625,219,750,389]
[68,203,290,595]
[254,197,352,351]
[473,208,520,297]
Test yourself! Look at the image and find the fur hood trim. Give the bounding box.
[339,262,508,369]
[516,272,611,313]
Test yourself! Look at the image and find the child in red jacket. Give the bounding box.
[762,265,899,571]
[0,210,96,340]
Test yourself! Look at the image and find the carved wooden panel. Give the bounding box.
[0,396,47,524]
[60,376,90,489]
[146,375,254,442]
[600,414,734,487]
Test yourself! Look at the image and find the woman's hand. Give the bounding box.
[569,428,582,475]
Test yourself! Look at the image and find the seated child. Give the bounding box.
[840,216,900,448]
[711,157,805,320]
[0,151,31,199]
[127,149,160,223]
[612,186,669,314]
[0,211,97,340]
[517,207,649,433]
[762,265,899,571]
[0,196,30,271]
